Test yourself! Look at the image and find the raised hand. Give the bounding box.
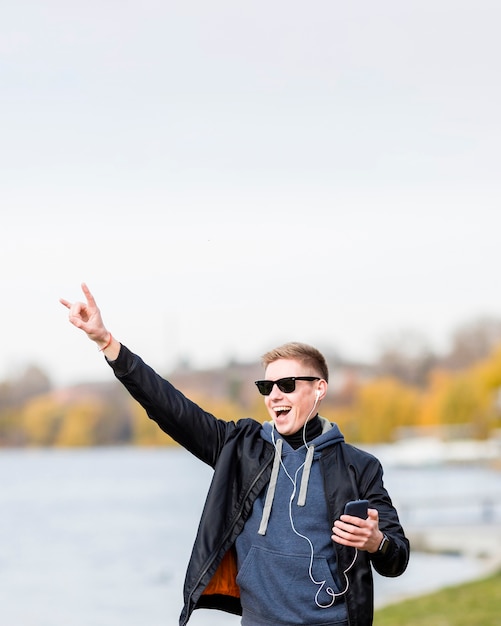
[60,283,116,355]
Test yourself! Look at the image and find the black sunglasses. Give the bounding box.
[254,376,320,396]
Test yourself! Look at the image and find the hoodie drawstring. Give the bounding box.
[297,444,315,507]
[258,437,283,536]
[258,439,316,534]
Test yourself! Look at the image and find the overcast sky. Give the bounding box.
[2,0,500,387]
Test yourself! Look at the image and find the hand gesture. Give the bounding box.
[60,283,110,347]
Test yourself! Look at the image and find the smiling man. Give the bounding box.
[61,283,409,626]
[258,343,328,436]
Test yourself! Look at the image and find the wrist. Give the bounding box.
[377,533,390,556]
[369,530,386,554]
[97,332,113,352]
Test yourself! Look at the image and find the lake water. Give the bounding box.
[1,446,499,626]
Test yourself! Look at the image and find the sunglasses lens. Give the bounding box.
[277,378,296,393]
[256,381,273,395]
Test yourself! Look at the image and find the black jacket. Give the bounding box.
[109,345,410,626]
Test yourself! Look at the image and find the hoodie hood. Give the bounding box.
[258,417,344,535]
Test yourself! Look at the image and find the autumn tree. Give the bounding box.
[55,401,102,447]
[21,394,64,446]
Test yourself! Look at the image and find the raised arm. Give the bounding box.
[60,283,120,361]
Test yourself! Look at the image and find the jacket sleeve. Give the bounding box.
[107,344,235,467]
[357,453,410,577]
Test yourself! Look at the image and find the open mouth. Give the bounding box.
[274,406,292,418]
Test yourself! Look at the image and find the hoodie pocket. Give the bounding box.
[237,546,347,625]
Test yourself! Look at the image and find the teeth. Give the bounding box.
[274,406,291,413]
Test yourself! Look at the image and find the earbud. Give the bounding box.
[315,389,321,400]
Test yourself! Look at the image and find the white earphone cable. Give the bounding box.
[270,395,359,608]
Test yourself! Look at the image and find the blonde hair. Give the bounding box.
[261,342,329,382]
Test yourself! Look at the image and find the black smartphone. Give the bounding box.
[343,499,369,519]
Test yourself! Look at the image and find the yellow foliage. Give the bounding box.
[475,346,501,390]
[310,379,421,444]
[248,396,273,425]
[13,343,501,448]
[359,378,420,443]
[20,393,124,447]
[21,395,63,446]
[419,358,498,438]
[419,370,453,428]
[191,393,248,423]
[55,402,101,447]
[321,405,356,440]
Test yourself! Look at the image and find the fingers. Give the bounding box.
[67,300,88,325]
[60,290,90,324]
[332,508,382,551]
[333,518,364,539]
[60,281,94,311]
[60,283,96,316]
[340,514,366,526]
[59,297,85,323]
[81,282,96,307]
[332,520,371,549]
[332,524,367,549]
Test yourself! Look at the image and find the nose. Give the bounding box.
[267,382,284,400]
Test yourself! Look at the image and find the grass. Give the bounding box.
[374,569,501,626]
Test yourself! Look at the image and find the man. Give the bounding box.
[60,283,409,626]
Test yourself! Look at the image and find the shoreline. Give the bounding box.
[373,523,501,609]
[406,522,501,563]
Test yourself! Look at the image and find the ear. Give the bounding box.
[316,379,328,402]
